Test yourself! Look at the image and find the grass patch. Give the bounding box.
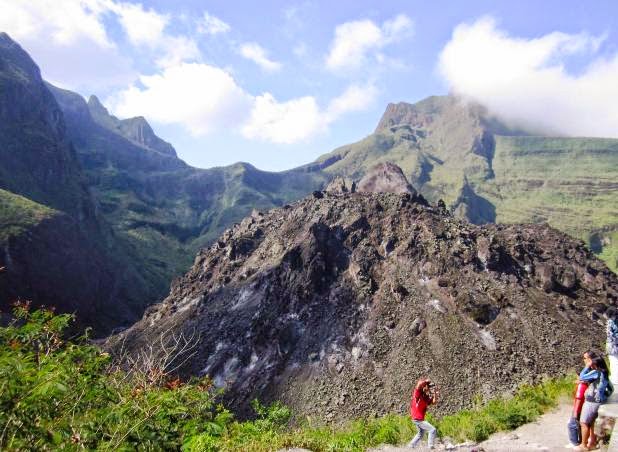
[436,378,572,442]
[597,231,618,273]
[0,188,57,244]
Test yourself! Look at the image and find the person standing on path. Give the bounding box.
[605,307,618,387]
[567,351,599,448]
[408,378,439,449]
[576,356,611,451]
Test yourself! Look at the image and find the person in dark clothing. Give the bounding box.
[408,378,439,449]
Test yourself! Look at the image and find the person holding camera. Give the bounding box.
[408,378,439,449]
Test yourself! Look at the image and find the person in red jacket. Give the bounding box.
[408,378,439,449]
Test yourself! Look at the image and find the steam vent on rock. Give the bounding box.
[111,163,618,422]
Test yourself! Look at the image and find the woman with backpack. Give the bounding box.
[575,355,612,451]
[567,351,598,448]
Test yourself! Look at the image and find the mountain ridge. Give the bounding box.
[46,77,327,308]
[87,94,178,157]
[312,96,618,271]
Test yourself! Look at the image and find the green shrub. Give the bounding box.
[0,303,229,450]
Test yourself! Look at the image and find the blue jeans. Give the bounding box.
[408,420,436,448]
[567,415,581,446]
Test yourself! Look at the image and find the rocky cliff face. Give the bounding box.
[0,33,95,223]
[87,95,177,157]
[356,162,416,195]
[0,33,153,333]
[112,164,618,422]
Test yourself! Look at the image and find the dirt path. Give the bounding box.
[368,402,610,452]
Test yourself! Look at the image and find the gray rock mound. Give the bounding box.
[357,162,417,194]
[109,165,618,423]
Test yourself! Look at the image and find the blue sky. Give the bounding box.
[1,1,618,170]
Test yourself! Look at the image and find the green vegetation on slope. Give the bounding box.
[0,188,57,244]
[598,230,618,273]
[1,306,575,451]
[483,136,618,272]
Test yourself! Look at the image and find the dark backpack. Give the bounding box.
[606,380,614,400]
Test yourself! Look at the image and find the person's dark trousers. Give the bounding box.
[567,416,581,445]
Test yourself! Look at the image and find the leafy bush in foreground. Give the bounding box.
[0,303,227,450]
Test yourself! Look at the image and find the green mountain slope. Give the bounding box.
[312,96,618,271]
[485,136,618,245]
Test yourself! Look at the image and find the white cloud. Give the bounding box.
[382,14,414,39]
[108,62,252,136]
[154,35,200,68]
[107,1,168,47]
[0,0,113,48]
[197,12,230,35]
[326,20,382,71]
[240,42,282,72]
[325,82,379,121]
[0,0,136,90]
[0,0,204,89]
[242,94,322,144]
[110,66,377,143]
[0,0,378,144]
[105,1,199,69]
[242,83,378,144]
[439,17,618,137]
[326,14,413,72]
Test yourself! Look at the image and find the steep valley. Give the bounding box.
[50,83,327,307]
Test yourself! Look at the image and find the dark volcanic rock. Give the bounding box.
[111,167,618,422]
[324,176,355,194]
[356,162,417,195]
